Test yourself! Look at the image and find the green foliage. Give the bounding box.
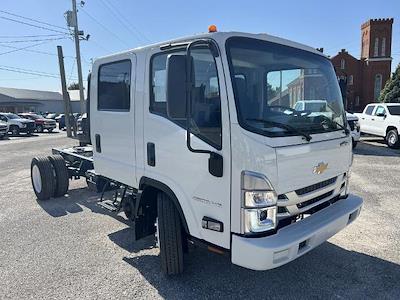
[67,82,80,90]
[379,64,400,103]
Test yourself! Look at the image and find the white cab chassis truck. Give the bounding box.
[30,30,363,275]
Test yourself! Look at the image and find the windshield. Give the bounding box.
[226,37,346,138]
[5,113,21,119]
[387,106,400,116]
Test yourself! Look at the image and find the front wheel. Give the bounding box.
[386,129,400,149]
[352,139,357,149]
[37,125,43,133]
[157,192,184,275]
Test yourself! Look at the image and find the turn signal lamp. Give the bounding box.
[208,25,217,33]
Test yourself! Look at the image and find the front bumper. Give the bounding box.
[351,130,360,142]
[231,195,363,270]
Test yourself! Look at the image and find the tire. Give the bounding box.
[10,125,19,136]
[37,125,43,133]
[31,157,55,200]
[48,155,69,197]
[352,139,357,149]
[386,129,400,149]
[48,128,53,133]
[157,192,184,275]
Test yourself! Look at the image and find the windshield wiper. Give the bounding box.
[246,118,312,142]
[318,115,350,135]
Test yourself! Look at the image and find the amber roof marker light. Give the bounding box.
[208,25,217,33]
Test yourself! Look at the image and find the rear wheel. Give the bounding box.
[10,126,19,136]
[157,192,184,275]
[352,138,357,149]
[37,125,43,133]
[48,155,69,197]
[48,128,53,133]
[31,157,55,200]
[386,129,400,149]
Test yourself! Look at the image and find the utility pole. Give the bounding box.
[71,0,85,114]
[57,46,72,138]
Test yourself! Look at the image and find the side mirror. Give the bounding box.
[166,54,187,120]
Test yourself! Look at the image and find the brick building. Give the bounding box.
[330,18,393,112]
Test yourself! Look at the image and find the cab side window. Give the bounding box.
[150,47,222,149]
[365,105,375,115]
[98,60,131,111]
[374,106,386,116]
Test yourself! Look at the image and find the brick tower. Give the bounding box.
[360,18,393,103]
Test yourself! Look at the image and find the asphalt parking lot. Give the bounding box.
[0,134,399,299]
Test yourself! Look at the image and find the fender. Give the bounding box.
[138,176,190,235]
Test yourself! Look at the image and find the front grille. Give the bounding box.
[297,190,334,209]
[295,177,336,195]
[348,120,355,131]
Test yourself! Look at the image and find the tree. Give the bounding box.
[67,82,80,90]
[379,63,400,103]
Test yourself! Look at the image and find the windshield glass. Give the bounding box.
[6,113,21,119]
[387,106,400,116]
[226,37,346,138]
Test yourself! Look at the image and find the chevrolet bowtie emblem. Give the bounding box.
[313,162,328,174]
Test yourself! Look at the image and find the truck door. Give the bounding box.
[371,105,387,136]
[143,45,232,249]
[91,55,137,187]
[361,104,375,134]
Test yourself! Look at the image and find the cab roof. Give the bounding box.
[95,31,327,62]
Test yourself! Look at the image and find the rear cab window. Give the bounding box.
[98,60,131,111]
[365,105,375,115]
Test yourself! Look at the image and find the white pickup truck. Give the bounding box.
[354,103,400,148]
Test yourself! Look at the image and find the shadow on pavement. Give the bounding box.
[124,242,400,299]
[354,139,399,157]
[36,187,130,226]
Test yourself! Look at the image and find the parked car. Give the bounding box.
[0,120,9,139]
[294,100,333,118]
[19,113,57,133]
[58,114,76,130]
[0,112,35,135]
[346,112,360,148]
[45,113,59,120]
[354,103,400,148]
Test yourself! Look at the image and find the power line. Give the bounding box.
[0,16,69,34]
[0,44,75,58]
[0,67,60,78]
[0,41,53,56]
[99,0,151,43]
[79,7,130,47]
[0,37,68,44]
[0,65,69,77]
[0,34,67,38]
[0,9,69,31]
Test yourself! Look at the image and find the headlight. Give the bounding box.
[241,171,277,234]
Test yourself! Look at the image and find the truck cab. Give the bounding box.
[87,31,362,274]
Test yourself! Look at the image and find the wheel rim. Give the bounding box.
[32,165,42,193]
[389,133,397,145]
[12,128,18,135]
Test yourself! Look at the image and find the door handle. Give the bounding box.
[371,118,375,121]
[361,117,365,120]
[95,134,101,153]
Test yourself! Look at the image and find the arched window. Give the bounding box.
[374,74,382,101]
[340,59,345,70]
[381,37,386,56]
[374,37,379,57]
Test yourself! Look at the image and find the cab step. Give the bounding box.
[97,199,120,212]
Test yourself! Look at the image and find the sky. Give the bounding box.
[0,0,399,92]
